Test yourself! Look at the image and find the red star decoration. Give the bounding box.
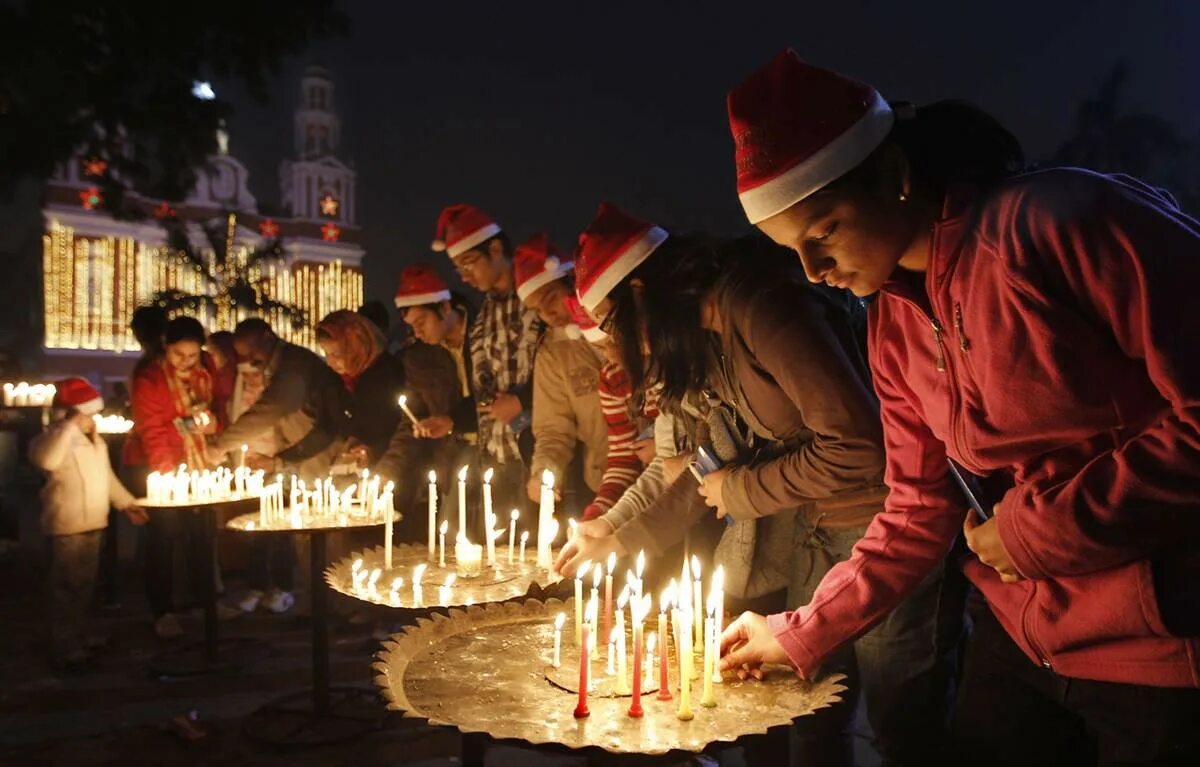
[152,202,177,220]
[258,218,280,237]
[79,186,103,211]
[82,157,108,177]
[318,193,340,217]
[320,222,341,241]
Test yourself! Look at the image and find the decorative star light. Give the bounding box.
[259,218,280,237]
[79,187,102,211]
[82,157,108,177]
[318,193,340,217]
[320,222,341,242]
[152,202,177,220]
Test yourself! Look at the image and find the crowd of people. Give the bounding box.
[31,49,1198,765]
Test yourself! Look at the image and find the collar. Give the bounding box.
[879,183,979,311]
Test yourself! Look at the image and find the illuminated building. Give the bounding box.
[40,65,363,379]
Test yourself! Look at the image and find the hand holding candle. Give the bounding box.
[397,394,420,426]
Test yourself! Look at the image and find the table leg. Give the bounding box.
[461,732,488,767]
[311,531,330,714]
[202,505,219,662]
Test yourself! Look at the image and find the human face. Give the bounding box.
[234,335,273,370]
[451,241,506,292]
[317,336,349,376]
[165,339,202,373]
[524,279,573,328]
[755,180,927,297]
[403,305,450,345]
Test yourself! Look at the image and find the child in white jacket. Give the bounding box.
[29,377,146,668]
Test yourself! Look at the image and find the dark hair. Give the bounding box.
[233,317,273,340]
[357,301,390,334]
[207,330,236,363]
[833,101,1025,199]
[472,232,512,259]
[163,316,206,347]
[130,305,168,350]
[606,233,726,406]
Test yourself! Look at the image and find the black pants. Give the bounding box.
[145,508,210,618]
[951,601,1200,766]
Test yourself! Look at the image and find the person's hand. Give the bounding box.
[697,466,731,518]
[527,475,563,503]
[69,412,94,431]
[338,444,370,469]
[203,445,226,468]
[554,518,622,576]
[662,454,689,485]
[487,392,522,425]
[414,415,453,439]
[194,409,218,436]
[631,438,656,465]
[245,452,277,472]
[719,611,792,680]
[121,503,149,526]
[964,509,1023,583]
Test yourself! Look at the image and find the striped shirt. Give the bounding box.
[582,362,649,520]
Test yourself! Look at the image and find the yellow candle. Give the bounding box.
[677,609,693,720]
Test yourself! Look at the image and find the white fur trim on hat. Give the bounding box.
[581,325,607,343]
[738,92,894,224]
[445,223,503,258]
[517,260,574,302]
[578,226,669,313]
[395,289,452,308]
[75,397,104,416]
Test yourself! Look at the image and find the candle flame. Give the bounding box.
[391,577,404,591]
[240,444,248,453]
[541,469,555,489]
[439,519,448,534]
[428,470,437,483]
[483,467,494,483]
[368,568,382,585]
[617,590,629,610]
[707,590,718,615]
[667,578,678,601]
[352,558,363,572]
[520,530,529,542]
[713,564,724,588]
[691,555,701,579]
[636,550,645,577]
[413,563,427,584]
[576,560,591,580]
[606,552,616,574]
[592,566,602,588]
[397,394,407,408]
[681,557,691,581]
[555,612,566,630]
[510,509,519,521]
[457,465,469,481]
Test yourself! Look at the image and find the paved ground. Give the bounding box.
[0,544,880,766]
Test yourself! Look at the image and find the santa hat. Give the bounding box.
[430,203,503,258]
[53,377,103,415]
[394,264,452,308]
[573,202,669,313]
[728,49,893,224]
[514,233,573,302]
[565,295,607,343]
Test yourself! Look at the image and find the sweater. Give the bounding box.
[31,420,135,536]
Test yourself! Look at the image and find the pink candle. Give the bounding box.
[574,620,591,718]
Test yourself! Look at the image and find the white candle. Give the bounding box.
[456,465,468,536]
[427,470,438,561]
[702,595,717,707]
[508,510,518,564]
[367,568,382,599]
[536,469,556,567]
[606,635,616,676]
[397,394,419,426]
[519,530,528,563]
[482,468,495,563]
[412,563,427,606]
[239,444,248,471]
[439,520,448,568]
[712,566,725,684]
[574,560,591,646]
[646,630,657,679]
[389,576,404,606]
[692,555,703,650]
[438,574,456,604]
[552,612,565,668]
[455,534,483,578]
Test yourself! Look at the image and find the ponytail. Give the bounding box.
[889,100,1025,188]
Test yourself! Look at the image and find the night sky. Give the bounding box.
[200,1,1200,309]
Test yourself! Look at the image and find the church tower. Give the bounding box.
[280,64,355,225]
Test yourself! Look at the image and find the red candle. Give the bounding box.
[657,608,672,701]
[628,605,644,718]
[574,620,591,718]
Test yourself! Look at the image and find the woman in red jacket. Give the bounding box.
[128,316,223,639]
[717,50,1200,765]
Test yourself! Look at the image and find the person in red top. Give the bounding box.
[718,50,1200,765]
[128,315,225,639]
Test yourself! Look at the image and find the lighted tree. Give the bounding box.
[151,212,307,331]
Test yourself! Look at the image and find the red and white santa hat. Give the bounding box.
[728,49,894,224]
[514,233,573,302]
[573,202,669,313]
[430,204,503,258]
[394,264,452,308]
[53,376,103,415]
[564,295,607,343]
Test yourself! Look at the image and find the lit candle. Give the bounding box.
[519,531,528,563]
[455,534,483,578]
[712,565,725,684]
[412,563,426,606]
[658,588,673,701]
[590,566,602,630]
[427,470,438,562]
[456,466,468,537]
[645,631,657,679]
[537,469,556,567]
[603,552,615,649]
[701,596,716,708]
[438,573,456,604]
[389,576,404,606]
[508,510,518,564]
[679,558,692,618]
[552,612,565,668]
[482,468,495,563]
[439,520,448,568]
[574,614,591,719]
[396,394,419,426]
[615,590,629,695]
[692,555,703,650]
[574,560,591,646]
[635,550,645,606]
[367,568,382,599]
[606,635,616,676]
[239,444,248,471]
[677,607,693,720]
[383,482,395,570]
[629,594,648,718]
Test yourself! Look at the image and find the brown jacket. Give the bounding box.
[710,261,888,527]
